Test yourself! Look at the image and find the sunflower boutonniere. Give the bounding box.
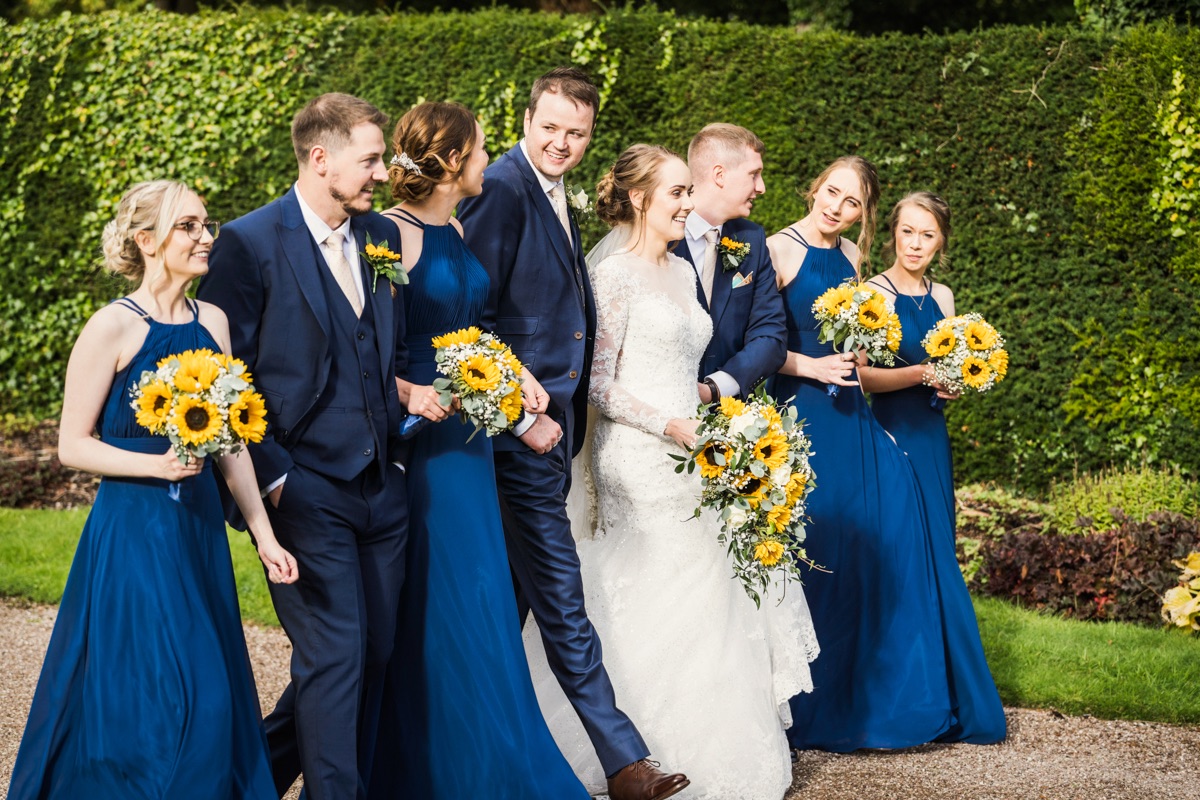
[361,234,408,296]
[717,236,751,272]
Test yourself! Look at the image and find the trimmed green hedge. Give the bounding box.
[1,8,1197,492]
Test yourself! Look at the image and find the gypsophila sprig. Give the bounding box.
[130,348,266,463]
[921,312,1009,395]
[717,236,751,272]
[566,184,593,217]
[1162,552,1200,632]
[431,326,524,441]
[361,233,408,296]
[669,385,819,608]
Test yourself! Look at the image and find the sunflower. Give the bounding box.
[988,348,1009,380]
[736,474,769,508]
[964,320,998,351]
[172,395,223,446]
[172,349,220,393]
[499,382,523,423]
[459,353,502,393]
[886,313,902,352]
[961,356,992,390]
[696,439,730,479]
[753,539,786,567]
[856,293,888,329]
[364,242,401,262]
[229,390,268,443]
[215,352,251,380]
[925,326,956,358]
[432,326,483,349]
[134,380,173,433]
[785,471,809,505]
[815,284,855,316]
[753,428,789,470]
[718,396,747,418]
[766,502,793,529]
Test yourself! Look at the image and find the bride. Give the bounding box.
[525,144,819,800]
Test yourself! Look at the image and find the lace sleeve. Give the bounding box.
[588,258,673,437]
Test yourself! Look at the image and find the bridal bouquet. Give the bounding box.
[672,388,818,607]
[431,326,524,440]
[130,348,267,462]
[921,312,1009,397]
[811,279,902,396]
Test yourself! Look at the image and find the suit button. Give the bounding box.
[363,449,372,456]
[574,331,583,340]
[358,332,365,340]
[569,370,578,379]
[363,371,370,379]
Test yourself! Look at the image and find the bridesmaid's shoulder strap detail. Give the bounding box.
[873,274,900,295]
[778,226,809,248]
[187,297,200,320]
[383,208,425,229]
[111,297,151,320]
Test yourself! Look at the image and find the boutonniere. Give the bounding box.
[717,236,751,272]
[361,233,408,297]
[566,184,593,217]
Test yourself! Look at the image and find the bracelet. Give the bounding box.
[703,377,721,402]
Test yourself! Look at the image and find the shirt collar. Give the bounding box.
[295,182,352,245]
[518,139,563,196]
[685,210,719,244]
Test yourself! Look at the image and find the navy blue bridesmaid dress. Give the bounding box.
[770,231,956,752]
[7,298,276,799]
[868,274,1006,745]
[369,210,587,799]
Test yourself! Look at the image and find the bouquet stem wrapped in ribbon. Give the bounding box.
[130,348,267,500]
[920,312,1009,408]
[811,279,902,397]
[671,386,820,608]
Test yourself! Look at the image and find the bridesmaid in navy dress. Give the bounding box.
[766,157,957,752]
[8,181,297,799]
[861,192,1006,744]
[368,102,587,799]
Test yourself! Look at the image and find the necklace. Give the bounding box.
[910,278,930,312]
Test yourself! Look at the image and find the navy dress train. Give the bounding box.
[369,210,587,799]
[868,274,1007,745]
[7,298,276,799]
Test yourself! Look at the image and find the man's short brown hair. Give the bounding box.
[687,123,765,172]
[528,67,600,123]
[291,92,388,165]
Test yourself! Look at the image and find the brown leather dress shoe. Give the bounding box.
[606,759,690,800]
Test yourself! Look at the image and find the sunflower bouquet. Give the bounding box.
[920,312,1008,400]
[672,387,818,608]
[431,326,524,440]
[811,279,902,397]
[130,348,267,463]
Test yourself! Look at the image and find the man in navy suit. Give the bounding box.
[678,123,787,403]
[458,68,689,800]
[197,94,409,800]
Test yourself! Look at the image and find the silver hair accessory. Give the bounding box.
[389,152,423,175]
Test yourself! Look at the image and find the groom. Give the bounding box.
[458,67,690,800]
[198,93,409,800]
[678,123,787,402]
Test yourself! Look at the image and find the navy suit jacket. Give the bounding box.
[196,188,409,528]
[458,146,597,456]
[676,217,787,397]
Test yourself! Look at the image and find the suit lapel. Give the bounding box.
[278,190,331,344]
[353,218,397,382]
[671,237,709,313]
[512,149,576,277]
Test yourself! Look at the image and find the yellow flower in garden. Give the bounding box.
[499,382,523,423]
[753,429,789,470]
[1174,552,1200,579]
[925,326,956,358]
[964,320,998,351]
[961,356,992,390]
[767,502,793,529]
[696,440,730,479]
[459,354,501,392]
[1161,586,1200,628]
[135,380,173,432]
[432,327,482,349]
[718,396,746,418]
[856,293,888,329]
[988,348,1009,380]
[816,284,855,316]
[736,474,769,508]
[172,395,223,446]
[229,390,268,443]
[172,349,220,393]
[753,539,786,567]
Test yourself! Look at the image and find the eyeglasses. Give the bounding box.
[173,220,220,241]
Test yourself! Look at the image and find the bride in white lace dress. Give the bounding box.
[525,145,819,800]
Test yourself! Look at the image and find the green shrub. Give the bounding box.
[1048,463,1200,532]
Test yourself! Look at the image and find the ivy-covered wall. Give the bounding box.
[0,9,1197,492]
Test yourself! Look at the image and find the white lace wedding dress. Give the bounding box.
[525,251,819,800]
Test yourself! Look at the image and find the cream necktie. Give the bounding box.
[322,231,362,318]
[700,227,720,306]
[549,185,573,245]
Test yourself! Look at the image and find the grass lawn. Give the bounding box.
[3,507,1199,724]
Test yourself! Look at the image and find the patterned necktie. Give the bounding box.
[700,227,720,306]
[549,185,573,245]
[321,231,362,318]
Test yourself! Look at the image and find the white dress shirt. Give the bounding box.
[683,210,741,399]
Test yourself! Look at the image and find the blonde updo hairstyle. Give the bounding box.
[880,191,952,271]
[388,102,478,203]
[594,143,681,229]
[100,180,194,283]
[804,155,881,266]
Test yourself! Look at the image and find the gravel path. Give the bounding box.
[3,597,1198,799]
